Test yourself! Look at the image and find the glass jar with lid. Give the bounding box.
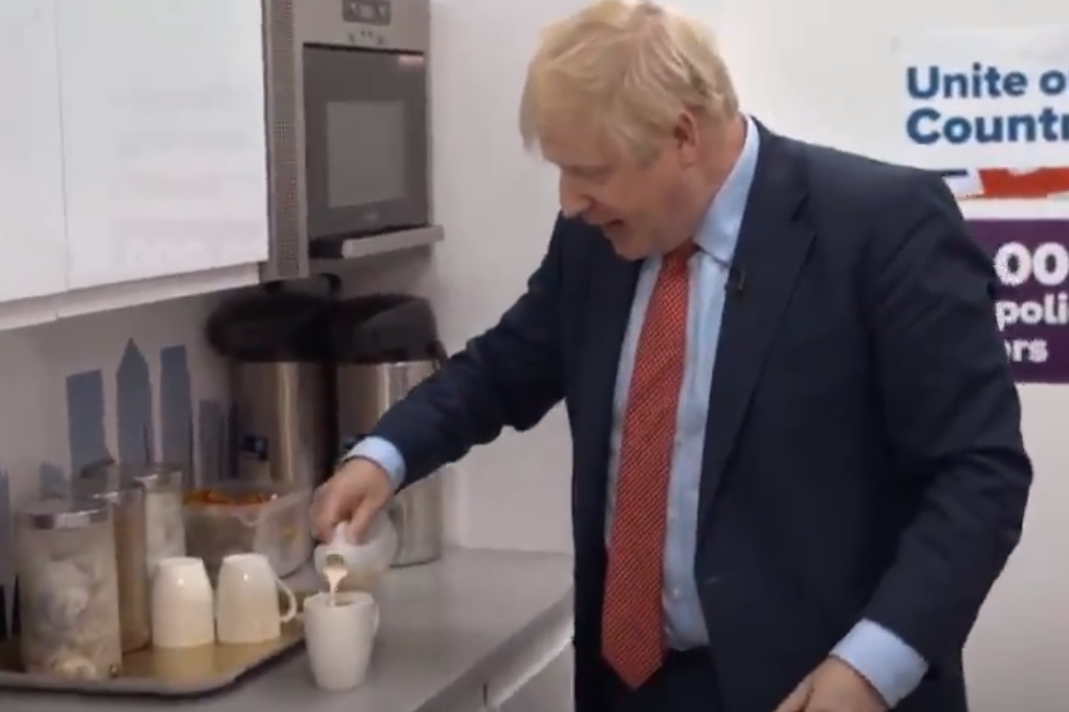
[133,463,187,576]
[15,497,122,680]
[71,467,150,652]
[81,460,186,577]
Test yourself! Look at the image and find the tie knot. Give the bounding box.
[664,241,697,268]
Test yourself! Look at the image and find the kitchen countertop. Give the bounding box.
[0,548,574,712]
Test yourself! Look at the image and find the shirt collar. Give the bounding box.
[693,114,760,265]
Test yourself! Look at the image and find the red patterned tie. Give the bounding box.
[602,241,696,689]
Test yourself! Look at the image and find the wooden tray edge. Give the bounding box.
[0,631,304,697]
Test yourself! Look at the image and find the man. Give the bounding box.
[311,1,1032,711]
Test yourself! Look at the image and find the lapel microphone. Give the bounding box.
[727,265,747,296]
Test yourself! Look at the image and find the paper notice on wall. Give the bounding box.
[892,28,1069,220]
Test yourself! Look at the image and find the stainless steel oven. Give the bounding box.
[262,0,435,281]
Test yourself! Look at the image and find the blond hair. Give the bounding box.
[519,0,738,162]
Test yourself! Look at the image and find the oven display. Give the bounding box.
[343,0,391,25]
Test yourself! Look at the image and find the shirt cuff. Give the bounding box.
[831,619,928,708]
[345,436,407,491]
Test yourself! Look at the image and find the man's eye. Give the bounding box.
[565,167,607,181]
[578,170,610,183]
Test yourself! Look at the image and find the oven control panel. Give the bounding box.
[343,0,391,26]
[291,0,424,53]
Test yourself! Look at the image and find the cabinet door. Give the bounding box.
[56,0,269,290]
[493,648,573,712]
[0,1,67,305]
[486,612,574,712]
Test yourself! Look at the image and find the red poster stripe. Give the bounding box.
[960,167,1069,200]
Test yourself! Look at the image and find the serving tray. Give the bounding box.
[0,609,306,697]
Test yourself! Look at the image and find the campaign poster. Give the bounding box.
[893,30,1069,381]
[969,221,1069,382]
[892,28,1069,221]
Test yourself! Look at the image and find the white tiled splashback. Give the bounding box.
[0,293,230,629]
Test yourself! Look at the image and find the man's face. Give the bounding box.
[540,123,696,260]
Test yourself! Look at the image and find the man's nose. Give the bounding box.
[559,178,591,218]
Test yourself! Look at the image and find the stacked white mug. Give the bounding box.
[151,556,215,648]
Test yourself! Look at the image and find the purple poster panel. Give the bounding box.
[970,220,1069,384]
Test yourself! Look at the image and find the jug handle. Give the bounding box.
[276,576,298,623]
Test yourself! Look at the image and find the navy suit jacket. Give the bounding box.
[372,124,1032,712]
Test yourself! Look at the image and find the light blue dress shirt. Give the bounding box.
[349,116,927,706]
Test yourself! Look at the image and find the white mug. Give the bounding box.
[303,591,380,691]
[215,552,297,645]
[151,556,215,648]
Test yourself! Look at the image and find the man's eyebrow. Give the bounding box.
[560,164,610,176]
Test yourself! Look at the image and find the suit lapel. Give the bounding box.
[698,126,815,532]
[573,240,640,555]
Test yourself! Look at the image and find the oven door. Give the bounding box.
[303,46,429,253]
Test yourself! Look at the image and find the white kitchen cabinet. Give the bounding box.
[491,647,573,712]
[485,614,574,712]
[424,683,488,712]
[0,1,67,307]
[55,0,269,290]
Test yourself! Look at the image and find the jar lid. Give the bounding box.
[16,497,111,529]
[129,462,182,490]
[72,462,144,505]
[80,460,182,491]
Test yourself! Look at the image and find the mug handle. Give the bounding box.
[276,576,298,623]
[372,603,381,636]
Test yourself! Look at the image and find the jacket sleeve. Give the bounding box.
[369,216,568,486]
[860,170,1033,669]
